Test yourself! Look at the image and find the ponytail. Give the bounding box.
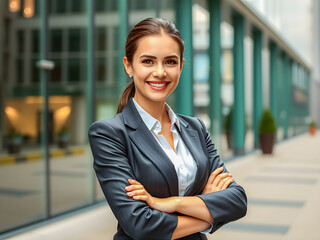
[117,81,135,113]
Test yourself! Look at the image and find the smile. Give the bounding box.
[147,82,168,87]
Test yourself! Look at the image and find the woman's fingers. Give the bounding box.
[125,184,144,191]
[126,179,150,201]
[212,172,231,186]
[208,167,224,184]
[222,178,234,189]
[217,176,233,190]
[127,189,146,197]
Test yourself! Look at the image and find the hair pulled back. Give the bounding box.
[117,18,185,113]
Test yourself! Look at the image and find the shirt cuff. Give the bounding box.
[200,222,213,234]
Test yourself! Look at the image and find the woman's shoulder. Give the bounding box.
[88,113,125,134]
[176,114,206,131]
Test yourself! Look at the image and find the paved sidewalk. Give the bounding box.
[6,132,320,240]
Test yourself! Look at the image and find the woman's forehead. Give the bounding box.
[135,34,181,57]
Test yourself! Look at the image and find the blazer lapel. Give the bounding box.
[178,117,208,196]
[122,99,179,196]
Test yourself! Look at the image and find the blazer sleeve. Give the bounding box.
[196,118,247,234]
[88,120,178,240]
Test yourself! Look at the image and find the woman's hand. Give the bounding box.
[201,167,234,195]
[125,179,178,213]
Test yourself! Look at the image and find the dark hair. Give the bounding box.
[117,18,185,113]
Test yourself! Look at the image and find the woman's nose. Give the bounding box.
[153,64,167,78]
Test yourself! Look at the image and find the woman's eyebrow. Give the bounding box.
[139,55,156,59]
[139,55,179,59]
[165,55,179,59]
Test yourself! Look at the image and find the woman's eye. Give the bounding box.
[166,60,178,65]
[142,59,153,64]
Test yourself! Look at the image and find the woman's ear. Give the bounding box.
[123,56,132,76]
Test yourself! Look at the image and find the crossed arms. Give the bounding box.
[125,167,234,239]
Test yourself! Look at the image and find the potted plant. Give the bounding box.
[57,127,70,148]
[259,109,276,154]
[6,128,23,154]
[309,121,316,135]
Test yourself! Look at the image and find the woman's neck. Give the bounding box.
[133,96,167,123]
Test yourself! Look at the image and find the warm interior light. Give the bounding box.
[55,106,71,132]
[23,0,34,18]
[5,106,20,129]
[9,0,21,12]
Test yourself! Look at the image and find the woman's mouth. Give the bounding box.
[146,81,169,90]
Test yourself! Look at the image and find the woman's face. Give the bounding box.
[124,33,184,107]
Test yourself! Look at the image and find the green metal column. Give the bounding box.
[283,53,289,138]
[86,0,95,203]
[86,0,95,129]
[175,0,193,116]
[39,0,50,217]
[253,29,263,148]
[306,70,310,118]
[118,0,128,94]
[269,42,278,130]
[288,59,293,136]
[208,0,221,147]
[277,52,284,139]
[232,14,245,155]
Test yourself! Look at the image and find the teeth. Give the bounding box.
[148,82,167,87]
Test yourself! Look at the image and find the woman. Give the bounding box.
[89,18,247,240]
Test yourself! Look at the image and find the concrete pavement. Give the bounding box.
[5,132,320,240]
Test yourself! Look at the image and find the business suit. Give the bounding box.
[88,98,247,240]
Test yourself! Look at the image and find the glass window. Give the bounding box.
[97,57,106,82]
[71,0,84,13]
[32,59,39,83]
[51,59,62,82]
[67,58,80,82]
[68,28,85,52]
[32,30,39,53]
[96,27,106,52]
[16,59,24,83]
[50,29,63,53]
[130,0,155,10]
[1,9,46,233]
[50,0,67,14]
[95,0,105,12]
[106,0,117,11]
[17,30,24,54]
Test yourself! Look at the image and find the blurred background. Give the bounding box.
[0,0,319,239]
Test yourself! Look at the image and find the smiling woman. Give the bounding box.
[88,18,247,240]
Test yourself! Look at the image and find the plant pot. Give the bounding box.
[309,127,316,135]
[8,143,21,154]
[259,133,275,154]
[57,134,70,148]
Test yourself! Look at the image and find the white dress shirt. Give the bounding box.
[132,98,197,196]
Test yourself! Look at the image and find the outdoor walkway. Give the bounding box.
[6,132,320,240]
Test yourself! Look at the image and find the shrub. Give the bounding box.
[259,109,276,134]
[309,121,316,128]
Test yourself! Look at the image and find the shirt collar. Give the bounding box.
[132,98,181,132]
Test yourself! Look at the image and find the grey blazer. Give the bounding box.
[88,98,247,240]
